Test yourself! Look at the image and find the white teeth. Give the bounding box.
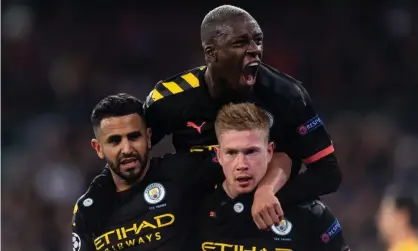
[248,62,260,67]
[121,159,136,164]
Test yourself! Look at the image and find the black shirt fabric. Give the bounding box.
[72,153,222,251]
[196,186,350,251]
[145,63,335,180]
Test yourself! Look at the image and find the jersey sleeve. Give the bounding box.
[307,201,350,251]
[274,83,334,164]
[72,203,95,251]
[144,87,176,146]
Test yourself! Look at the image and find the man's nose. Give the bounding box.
[120,139,133,154]
[246,40,261,59]
[236,153,249,171]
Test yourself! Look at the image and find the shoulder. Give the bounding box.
[72,187,103,220]
[256,63,310,105]
[161,152,207,161]
[145,66,207,108]
[277,201,329,234]
[297,200,328,218]
[297,200,341,231]
[155,153,217,181]
[158,152,209,170]
[71,193,90,228]
[72,169,116,228]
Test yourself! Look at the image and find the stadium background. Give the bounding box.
[2,1,418,250]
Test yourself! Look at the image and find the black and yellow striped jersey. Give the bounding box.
[144,63,334,179]
[144,66,220,153]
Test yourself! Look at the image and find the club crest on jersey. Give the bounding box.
[144,183,166,205]
[233,202,244,213]
[271,218,293,236]
[297,115,323,135]
[72,232,81,251]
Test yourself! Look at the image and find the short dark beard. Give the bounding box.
[106,149,150,184]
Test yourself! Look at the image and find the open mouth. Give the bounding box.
[236,175,253,184]
[120,157,138,168]
[241,62,260,86]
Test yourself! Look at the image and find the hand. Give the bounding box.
[252,186,284,230]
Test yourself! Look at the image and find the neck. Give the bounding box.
[113,160,151,192]
[204,66,252,102]
[387,226,416,249]
[222,180,240,199]
[204,65,223,98]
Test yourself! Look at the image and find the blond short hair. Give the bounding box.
[215,102,270,141]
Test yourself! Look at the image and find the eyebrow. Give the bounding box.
[105,131,142,143]
[232,31,263,39]
[106,134,121,144]
[225,146,261,152]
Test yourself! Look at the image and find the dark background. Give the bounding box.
[2,1,418,250]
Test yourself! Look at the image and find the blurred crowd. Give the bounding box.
[2,1,418,251]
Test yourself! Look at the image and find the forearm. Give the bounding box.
[256,152,292,194]
[278,154,342,205]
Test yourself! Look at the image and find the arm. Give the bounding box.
[144,85,176,146]
[251,83,342,228]
[307,201,350,251]
[251,131,293,230]
[256,152,292,194]
[71,177,118,251]
[72,203,95,251]
[276,83,342,205]
[278,154,341,205]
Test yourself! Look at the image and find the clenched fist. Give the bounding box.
[252,187,284,230]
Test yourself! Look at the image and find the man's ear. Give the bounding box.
[214,145,222,165]
[267,142,275,163]
[204,45,216,63]
[91,139,104,159]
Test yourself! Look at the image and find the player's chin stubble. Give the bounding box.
[107,150,150,184]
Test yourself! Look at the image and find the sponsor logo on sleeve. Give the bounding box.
[72,232,81,251]
[297,115,323,135]
[320,219,342,243]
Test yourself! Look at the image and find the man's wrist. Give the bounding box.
[255,184,275,194]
